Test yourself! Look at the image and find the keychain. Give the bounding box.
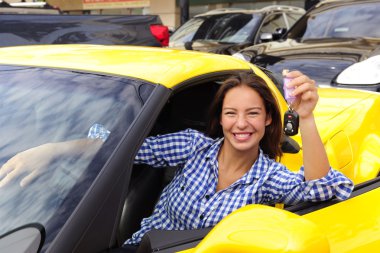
[283,69,299,136]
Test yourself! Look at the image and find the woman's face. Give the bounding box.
[220,85,271,154]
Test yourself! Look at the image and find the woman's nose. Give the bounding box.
[236,115,248,128]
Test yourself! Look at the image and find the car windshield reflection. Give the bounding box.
[171,13,262,44]
[301,2,380,39]
[0,65,154,247]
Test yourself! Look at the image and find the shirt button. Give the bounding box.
[205,195,210,200]
[180,186,185,191]
[200,214,204,220]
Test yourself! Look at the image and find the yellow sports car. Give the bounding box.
[0,45,379,253]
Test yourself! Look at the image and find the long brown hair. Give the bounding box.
[207,72,283,159]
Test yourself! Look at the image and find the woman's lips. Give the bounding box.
[233,133,252,141]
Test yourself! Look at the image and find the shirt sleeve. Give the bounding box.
[264,165,354,205]
[134,128,210,167]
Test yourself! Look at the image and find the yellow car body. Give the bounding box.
[183,179,380,253]
[0,45,379,252]
[1,45,378,185]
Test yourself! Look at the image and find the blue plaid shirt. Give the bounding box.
[88,125,354,245]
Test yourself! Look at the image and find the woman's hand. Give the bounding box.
[0,143,55,188]
[284,70,318,119]
[284,70,329,180]
[0,138,103,188]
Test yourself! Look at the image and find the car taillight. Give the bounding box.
[150,24,169,47]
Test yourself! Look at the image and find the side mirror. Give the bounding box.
[259,33,273,43]
[0,223,45,253]
[192,205,330,253]
[184,41,193,50]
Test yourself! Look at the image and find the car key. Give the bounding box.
[284,108,299,136]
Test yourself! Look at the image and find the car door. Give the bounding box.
[0,65,172,253]
[46,82,172,253]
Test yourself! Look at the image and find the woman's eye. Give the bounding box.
[225,111,235,116]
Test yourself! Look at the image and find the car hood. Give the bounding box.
[313,87,377,139]
[280,86,379,175]
[280,86,377,147]
[244,37,380,61]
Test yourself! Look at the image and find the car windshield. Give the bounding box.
[265,58,354,87]
[0,65,154,246]
[170,13,263,44]
[298,2,380,40]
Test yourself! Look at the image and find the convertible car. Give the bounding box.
[0,45,379,253]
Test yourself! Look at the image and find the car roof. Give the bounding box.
[315,0,379,8]
[0,44,252,88]
[195,5,305,17]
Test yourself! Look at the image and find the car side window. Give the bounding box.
[0,65,155,243]
[285,13,303,27]
[192,14,262,44]
[170,18,204,43]
[256,13,287,43]
[302,2,380,39]
[260,13,287,33]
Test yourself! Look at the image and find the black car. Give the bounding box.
[0,14,169,47]
[234,0,380,90]
[169,5,304,54]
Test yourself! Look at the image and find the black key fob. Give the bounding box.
[284,109,299,136]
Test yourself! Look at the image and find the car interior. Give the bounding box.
[117,78,221,247]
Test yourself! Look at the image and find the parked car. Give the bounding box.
[0,45,379,253]
[234,0,380,89]
[169,5,305,53]
[0,14,169,47]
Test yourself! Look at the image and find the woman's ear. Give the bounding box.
[265,115,272,126]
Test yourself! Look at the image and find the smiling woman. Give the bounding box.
[120,71,353,248]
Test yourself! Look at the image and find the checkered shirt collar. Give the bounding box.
[205,138,268,185]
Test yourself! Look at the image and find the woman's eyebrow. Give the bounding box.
[247,107,263,110]
[222,106,263,111]
[244,107,264,111]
